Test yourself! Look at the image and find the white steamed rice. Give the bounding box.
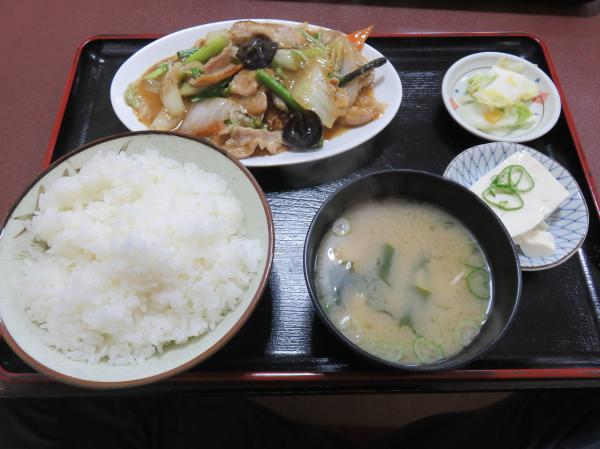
[20,150,262,365]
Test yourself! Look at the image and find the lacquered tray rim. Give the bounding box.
[4,367,600,385]
[43,32,600,216]
[4,31,596,386]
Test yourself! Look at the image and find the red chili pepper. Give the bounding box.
[347,25,373,50]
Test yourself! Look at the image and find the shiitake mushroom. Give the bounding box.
[254,69,324,149]
[237,37,278,69]
[282,110,324,149]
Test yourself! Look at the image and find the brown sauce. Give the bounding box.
[324,125,351,140]
[136,81,165,125]
[324,87,380,140]
[134,57,181,128]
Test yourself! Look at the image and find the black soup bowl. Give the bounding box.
[304,170,522,372]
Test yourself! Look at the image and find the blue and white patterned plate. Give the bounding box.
[444,142,589,271]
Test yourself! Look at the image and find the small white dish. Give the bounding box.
[0,132,274,388]
[444,141,588,271]
[442,52,561,143]
[110,19,402,167]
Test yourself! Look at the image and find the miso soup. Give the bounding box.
[315,199,492,365]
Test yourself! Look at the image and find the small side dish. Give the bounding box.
[470,151,568,258]
[459,58,540,135]
[442,52,561,143]
[314,200,492,365]
[124,20,387,158]
[444,142,589,271]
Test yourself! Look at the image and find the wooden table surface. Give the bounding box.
[1,1,599,216]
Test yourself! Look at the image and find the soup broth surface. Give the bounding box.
[315,199,492,365]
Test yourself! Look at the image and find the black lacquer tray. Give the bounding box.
[2,33,600,392]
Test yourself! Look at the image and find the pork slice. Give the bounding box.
[187,64,243,88]
[236,89,268,116]
[230,21,306,48]
[203,45,237,73]
[219,125,286,158]
[337,92,383,127]
[229,70,259,97]
[186,45,242,87]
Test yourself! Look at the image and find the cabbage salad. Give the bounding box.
[458,58,540,135]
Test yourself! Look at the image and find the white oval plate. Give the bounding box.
[442,52,561,143]
[110,19,402,167]
[0,132,274,388]
[444,142,588,271]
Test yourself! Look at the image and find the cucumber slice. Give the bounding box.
[414,337,443,364]
[454,321,480,346]
[367,340,404,362]
[460,244,486,269]
[466,268,490,300]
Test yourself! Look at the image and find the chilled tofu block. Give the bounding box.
[515,223,556,257]
[470,152,569,237]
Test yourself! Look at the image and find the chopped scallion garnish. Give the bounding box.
[482,164,535,211]
[466,267,490,300]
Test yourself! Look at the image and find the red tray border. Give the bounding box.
[4,31,597,387]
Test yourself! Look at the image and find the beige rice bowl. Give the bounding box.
[0,132,272,386]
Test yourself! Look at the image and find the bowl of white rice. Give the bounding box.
[0,131,274,388]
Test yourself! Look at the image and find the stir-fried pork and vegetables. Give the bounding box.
[124,21,387,158]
